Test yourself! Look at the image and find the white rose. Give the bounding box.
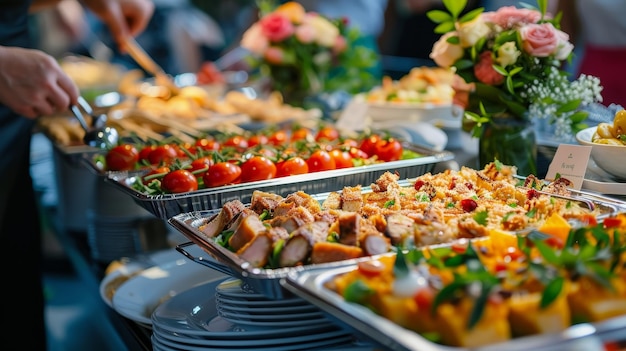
[496,41,521,67]
[305,14,339,47]
[456,16,491,48]
[430,32,464,68]
[554,29,574,60]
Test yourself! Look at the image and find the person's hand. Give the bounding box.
[82,0,155,49]
[0,46,79,118]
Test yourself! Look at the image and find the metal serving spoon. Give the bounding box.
[70,96,119,149]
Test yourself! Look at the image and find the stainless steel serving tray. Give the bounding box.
[168,180,625,300]
[100,142,454,219]
[281,263,626,351]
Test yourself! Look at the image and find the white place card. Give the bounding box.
[545,144,592,190]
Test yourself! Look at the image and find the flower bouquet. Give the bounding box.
[240,1,378,108]
[428,0,603,175]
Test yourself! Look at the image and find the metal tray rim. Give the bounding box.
[281,263,626,351]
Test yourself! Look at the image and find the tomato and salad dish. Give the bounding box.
[94,124,424,195]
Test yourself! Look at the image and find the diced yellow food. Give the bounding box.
[436,299,510,348]
[538,212,571,242]
[508,292,570,337]
[568,277,626,323]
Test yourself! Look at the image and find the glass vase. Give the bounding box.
[479,118,537,177]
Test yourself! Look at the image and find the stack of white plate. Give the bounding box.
[151,278,377,351]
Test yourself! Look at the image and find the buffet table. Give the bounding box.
[47,125,626,350]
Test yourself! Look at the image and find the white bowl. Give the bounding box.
[367,102,464,130]
[575,126,626,180]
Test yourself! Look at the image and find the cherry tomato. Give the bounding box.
[203,162,242,187]
[307,150,336,172]
[374,138,403,162]
[105,144,139,171]
[189,156,212,178]
[161,169,198,193]
[142,166,171,185]
[291,127,312,141]
[329,148,353,169]
[247,134,269,148]
[268,130,289,146]
[315,125,339,142]
[603,217,623,228]
[175,142,194,157]
[413,286,435,310]
[148,144,178,165]
[348,146,369,159]
[359,134,382,157]
[276,157,309,177]
[223,135,249,151]
[240,156,277,182]
[138,145,157,162]
[357,260,385,277]
[195,137,220,152]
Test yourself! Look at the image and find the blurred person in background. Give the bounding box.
[557,0,626,108]
[0,0,154,349]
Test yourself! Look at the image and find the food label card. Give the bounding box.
[545,144,592,190]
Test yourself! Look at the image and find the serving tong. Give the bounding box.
[70,96,119,149]
[515,175,625,216]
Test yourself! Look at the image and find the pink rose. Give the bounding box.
[332,35,347,54]
[295,23,315,44]
[474,51,505,85]
[482,6,541,29]
[519,23,559,57]
[260,13,295,42]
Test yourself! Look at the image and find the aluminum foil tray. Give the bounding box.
[102,143,454,220]
[281,263,626,351]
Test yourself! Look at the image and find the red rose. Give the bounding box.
[474,51,505,86]
[260,13,295,42]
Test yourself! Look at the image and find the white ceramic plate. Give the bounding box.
[99,246,210,308]
[111,254,228,326]
[151,279,338,340]
[583,159,626,196]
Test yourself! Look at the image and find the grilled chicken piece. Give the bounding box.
[279,221,331,267]
[250,190,284,215]
[310,241,363,264]
[228,209,267,251]
[199,200,246,238]
[385,213,416,246]
[237,232,274,268]
[273,191,321,217]
[269,206,315,234]
[359,227,391,256]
